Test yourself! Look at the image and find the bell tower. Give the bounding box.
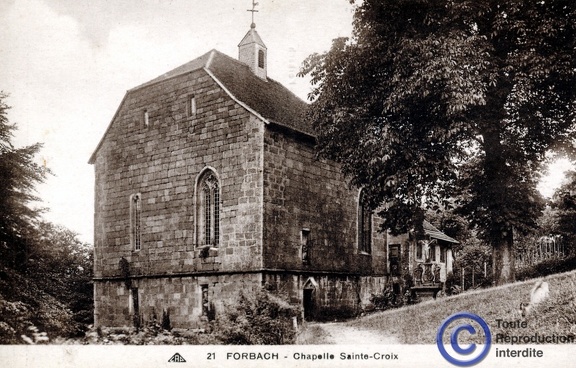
[238,1,267,80]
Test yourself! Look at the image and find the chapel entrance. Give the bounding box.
[303,277,318,321]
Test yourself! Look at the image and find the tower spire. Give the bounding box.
[247,0,259,28]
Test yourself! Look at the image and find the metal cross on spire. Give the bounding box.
[247,0,259,28]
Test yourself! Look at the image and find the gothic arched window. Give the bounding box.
[358,189,372,254]
[197,170,220,247]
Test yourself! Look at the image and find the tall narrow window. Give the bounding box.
[416,241,423,260]
[358,189,372,254]
[301,229,310,264]
[201,285,209,316]
[130,287,141,327]
[197,170,220,247]
[258,49,265,69]
[389,244,401,276]
[143,110,149,126]
[130,193,142,250]
[440,247,446,263]
[188,95,196,117]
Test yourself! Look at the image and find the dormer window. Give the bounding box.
[258,49,265,69]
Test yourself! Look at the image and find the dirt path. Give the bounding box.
[302,322,399,344]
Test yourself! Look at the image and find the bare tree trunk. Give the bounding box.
[492,229,515,285]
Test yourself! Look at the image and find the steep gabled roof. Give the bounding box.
[131,51,214,91]
[207,51,309,133]
[238,28,267,49]
[423,220,459,244]
[89,49,310,164]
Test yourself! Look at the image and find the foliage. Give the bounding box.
[516,255,576,281]
[0,267,80,343]
[0,92,50,271]
[26,221,94,325]
[52,325,222,345]
[214,288,300,344]
[369,288,398,311]
[444,272,461,296]
[551,171,576,251]
[0,93,94,342]
[300,0,576,285]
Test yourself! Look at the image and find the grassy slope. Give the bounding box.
[348,271,576,344]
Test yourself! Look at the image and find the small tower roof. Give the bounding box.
[238,27,267,49]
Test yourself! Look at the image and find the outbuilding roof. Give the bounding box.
[423,220,459,244]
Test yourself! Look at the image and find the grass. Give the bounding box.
[346,270,576,344]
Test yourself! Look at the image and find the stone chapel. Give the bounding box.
[89,23,457,328]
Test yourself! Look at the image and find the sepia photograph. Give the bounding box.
[1,0,576,367]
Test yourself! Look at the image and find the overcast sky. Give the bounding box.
[0,0,571,244]
[0,0,354,243]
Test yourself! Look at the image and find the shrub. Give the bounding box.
[444,272,461,295]
[214,288,300,344]
[369,288,401,310]
[516,255,576,281]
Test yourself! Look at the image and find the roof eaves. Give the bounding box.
[266,120,316,140]
[426,230,459,244]
[202,66,271,125]
[88,92,129,164]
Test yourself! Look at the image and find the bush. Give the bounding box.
[0,266,82,343]
[214,288,300,344]
[516,255,576,281]
[369,288,401,310]
[444,272,460,295]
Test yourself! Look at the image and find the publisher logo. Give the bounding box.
[168,353,186,363]
[436,312,491,367]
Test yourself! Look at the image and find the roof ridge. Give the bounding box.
[129,49,215,92]
[205,49,216,69]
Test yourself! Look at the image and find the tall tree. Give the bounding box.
[0,92,48,270]
[552,170,576,252]
[300,0,576,285]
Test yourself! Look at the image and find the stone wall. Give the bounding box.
[263,272,388,318]
[94,273,262,328]
[93,68,264,282]
[262,125,387,275]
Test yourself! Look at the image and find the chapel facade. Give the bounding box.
[89,24,456,328]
